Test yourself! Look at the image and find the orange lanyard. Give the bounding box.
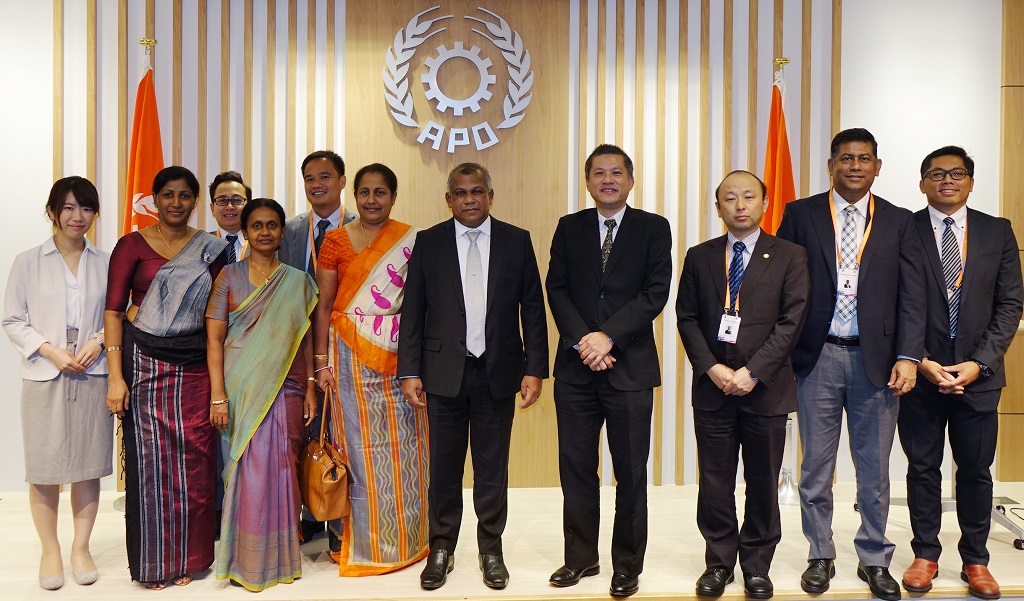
[828,190,874,267]
[308,216,321,271]
[724,244,742,314]
[216,230,248,259]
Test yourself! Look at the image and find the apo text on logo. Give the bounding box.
[383,6,534,153]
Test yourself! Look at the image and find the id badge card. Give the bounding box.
[717,313,741,343]
[838,267,859,296]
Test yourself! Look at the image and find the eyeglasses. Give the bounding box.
[924,168,970,182]
[213,195,247,207]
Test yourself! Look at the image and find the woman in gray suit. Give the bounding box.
[2,177,112,591]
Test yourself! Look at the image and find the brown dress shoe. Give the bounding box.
[961,564,1000,600]
[902,558,938,593]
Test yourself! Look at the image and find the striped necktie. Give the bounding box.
[727,241,745,313]
[941,216,962,337]
[225,234,237,263]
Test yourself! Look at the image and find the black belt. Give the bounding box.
[825,335,860,347]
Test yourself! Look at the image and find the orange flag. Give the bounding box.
[123,68,164,235]
[762,70,796,235]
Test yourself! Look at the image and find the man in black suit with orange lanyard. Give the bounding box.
[776,128,926,601]
[897,146,1022,600]
[398,163,548,591]
[678,170,810,599]
[546,144,672,598]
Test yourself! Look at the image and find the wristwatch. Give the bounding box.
[973,360,993,378]
[93,334,105,350]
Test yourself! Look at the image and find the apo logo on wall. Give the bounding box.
[383,6,534,153]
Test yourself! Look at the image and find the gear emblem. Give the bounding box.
[421,42,496,116]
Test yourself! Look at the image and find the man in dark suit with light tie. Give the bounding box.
[277,149,356,549]
[897,146,1022,600]
[776,128,925,601]
[398,163,548,591]
[546,144,672,598]
[678,170,809,599]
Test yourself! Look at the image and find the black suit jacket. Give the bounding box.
[397,217,549,399]
[912,207,1022,405]
[677,231,810,416]
[776,192,926,387]
[546,206,672,391]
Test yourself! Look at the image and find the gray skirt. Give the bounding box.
[20,328,113,485]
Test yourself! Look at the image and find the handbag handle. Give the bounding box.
[318,385,335,445]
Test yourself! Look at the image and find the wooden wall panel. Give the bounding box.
[345,0,570,487]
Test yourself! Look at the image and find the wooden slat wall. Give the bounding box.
[996,0,1024,482]
[51,0,836,487]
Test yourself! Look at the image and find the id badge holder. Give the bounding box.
[838,267,858,297]
[717,313,741,343]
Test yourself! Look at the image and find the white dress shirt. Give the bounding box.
[829,189,869,337]
[596,206,627,244]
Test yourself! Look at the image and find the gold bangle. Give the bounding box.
[210,399,229,406]
[106,346,123,352]
[314,354,329,361]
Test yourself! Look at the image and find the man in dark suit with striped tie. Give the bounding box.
[897,146,1022,600]
[208,171,252,263]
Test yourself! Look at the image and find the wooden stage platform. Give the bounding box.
[1,482,1022,600]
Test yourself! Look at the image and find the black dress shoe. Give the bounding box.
[419,549,454,590]
[549,563,600,587]
[801,559,836,593]
[610,573,639,597]
[328,529,341,553]
[479,554,509,589]
[858,564,901,601]
[744,573,774,599]
[696,567,735,597]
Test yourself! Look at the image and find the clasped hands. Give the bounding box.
[706,364,756,396]
[915,358,979,395]
[578,331,615,371]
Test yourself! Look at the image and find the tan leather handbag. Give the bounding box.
[298,386,350,521]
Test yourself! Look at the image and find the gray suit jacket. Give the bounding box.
[277,208,357,271]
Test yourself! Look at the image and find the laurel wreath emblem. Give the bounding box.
[466,8,534,129]
[383,7,452,128]
[383,6,534,131]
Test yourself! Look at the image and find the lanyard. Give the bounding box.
[724,244,741,314]
[828,190,874,267]
[216,230,248,259]
[308,216,322,271]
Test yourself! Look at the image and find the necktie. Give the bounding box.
[601,219,616,272]
[465,230,486,357]
[727,241,745,313]
[835,205,858,321]
[941,216,962,337]
[308,219,330,276]
[225,234,238,264]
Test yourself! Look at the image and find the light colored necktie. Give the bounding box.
[835,205,857,321]
[225,234,237,263]
[941,216,962,337]
[465,230,486,357]
[601,218,616,271]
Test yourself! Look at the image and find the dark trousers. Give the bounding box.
[426,355,514,556]
[694,404,787,574]
[554,376,653,577]
[898,385,1000,565]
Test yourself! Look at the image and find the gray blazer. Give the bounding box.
[277,208,357,271]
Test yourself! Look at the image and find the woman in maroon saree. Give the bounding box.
[105,166,229,589]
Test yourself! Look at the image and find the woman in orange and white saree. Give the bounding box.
[314,163,428,576]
